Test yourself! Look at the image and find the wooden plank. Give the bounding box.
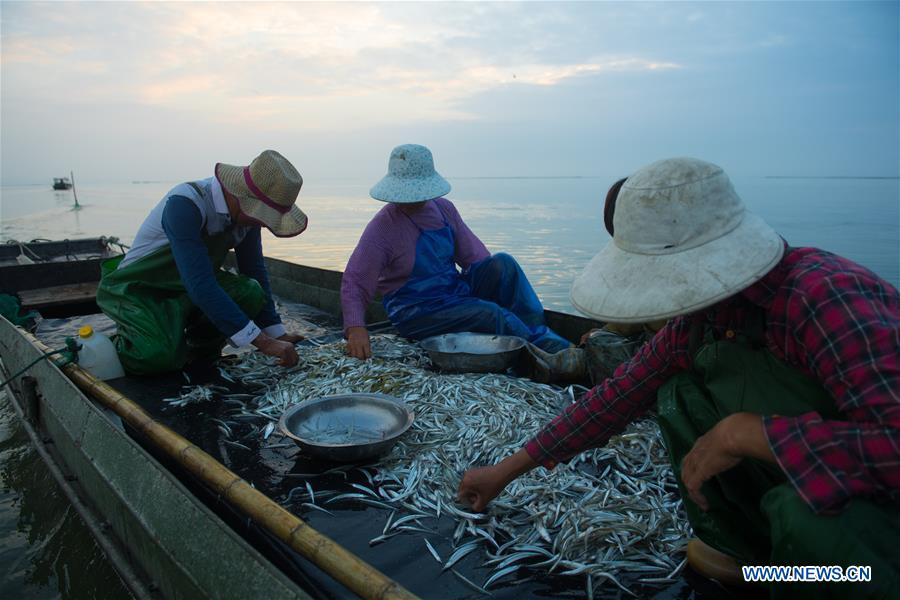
[0,260,104,294]
[18,282,98,309]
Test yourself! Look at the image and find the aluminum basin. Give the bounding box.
[419,333,526,373]
[279,393,414,463]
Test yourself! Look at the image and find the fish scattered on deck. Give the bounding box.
[175,334,690,594]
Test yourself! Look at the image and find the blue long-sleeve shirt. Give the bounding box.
[120,176,286,346]
[161,195,284,344]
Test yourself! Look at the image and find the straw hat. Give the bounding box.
[370,144,451,203]
[215,150,307,238]
[570,157,784,323]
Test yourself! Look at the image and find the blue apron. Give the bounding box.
[382,203,571,353]
[383,204,470,321]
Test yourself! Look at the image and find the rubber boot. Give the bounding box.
[522,345,586,383]
[686,538,746,586]
[583,329,649,385]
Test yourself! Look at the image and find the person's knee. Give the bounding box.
[471,253,518,288]
[229,277,265,317]
[762,484,822,559]
[489,252,518,274]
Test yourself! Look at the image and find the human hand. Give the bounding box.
[681,413,770,511]
[346,327,371,360]
[278,332,305,344]
[457,465,510,512]
[253,333,299,367]
[457,449,538,512]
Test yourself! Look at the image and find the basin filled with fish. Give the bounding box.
[280,393,414,462]
[419,333,526,373]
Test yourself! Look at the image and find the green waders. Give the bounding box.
[96,233,265,375]
[657,337,900,598]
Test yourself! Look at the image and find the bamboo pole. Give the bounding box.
[26,332,418,600]
[70,170,80,207]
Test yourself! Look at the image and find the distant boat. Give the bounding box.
[52,177,73,190]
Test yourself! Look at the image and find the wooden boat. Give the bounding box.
[53,177,74,190]
[0,237,121,316]
[3,237,687,599]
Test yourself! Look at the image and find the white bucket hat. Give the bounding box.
[370,144,451,203]
[215,150,308,238]
[570,157,784,323]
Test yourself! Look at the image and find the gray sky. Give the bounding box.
[1,1,898,184]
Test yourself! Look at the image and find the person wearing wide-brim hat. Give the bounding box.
[97,150,309,375]
[459,157,900,595]
[341,143,571,360]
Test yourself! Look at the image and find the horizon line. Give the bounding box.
[3,174,899,187]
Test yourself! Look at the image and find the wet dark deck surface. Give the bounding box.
[35,302,759,600]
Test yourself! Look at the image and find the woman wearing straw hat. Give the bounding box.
[97,150,308,375]
[458,157,899,595]
[341,143,572,360]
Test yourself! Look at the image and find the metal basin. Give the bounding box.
[279,393,414,463]
[419,333,526,373]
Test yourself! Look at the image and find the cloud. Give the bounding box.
[1,2,682,130]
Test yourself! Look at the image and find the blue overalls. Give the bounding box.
[382,203,571,353]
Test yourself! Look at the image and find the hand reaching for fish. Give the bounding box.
[278,332,306,344]
[457,466,505,512]
[346,326,372,360]
[457,449,539,511]
[252,333,299,367]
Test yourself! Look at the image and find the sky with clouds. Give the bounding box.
[1,1,897,184]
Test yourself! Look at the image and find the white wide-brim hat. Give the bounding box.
[370,144,451,203]
[571,157,784,323]
[216,150,308,238]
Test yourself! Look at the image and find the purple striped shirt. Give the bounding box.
[341,198,490,330]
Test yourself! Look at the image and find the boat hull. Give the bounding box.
[0,317,311,600]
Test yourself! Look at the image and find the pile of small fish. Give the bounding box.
[298,420,388,444]
[162,383,231,407]
[178,335,691,595]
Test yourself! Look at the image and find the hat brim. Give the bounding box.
[369,173,451,203]
[216,163,308,238]
[570,212,785,323]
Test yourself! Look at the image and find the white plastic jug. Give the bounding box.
[76,325,125,380]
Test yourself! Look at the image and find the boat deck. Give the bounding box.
[32,298,741,600]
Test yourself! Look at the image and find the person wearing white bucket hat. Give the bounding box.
[459,158,900,594]
[341,144,571,359]
[96,150,309,375]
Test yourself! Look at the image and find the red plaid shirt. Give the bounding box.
[525,247,900,514]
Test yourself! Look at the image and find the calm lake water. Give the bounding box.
[0,176,898,597]
[3,176,898,308]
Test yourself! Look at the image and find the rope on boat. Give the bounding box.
[0,338,80,390]
[3,237,130,264]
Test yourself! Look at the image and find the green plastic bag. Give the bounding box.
[95,233,264,375]
[0,293,38,329]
